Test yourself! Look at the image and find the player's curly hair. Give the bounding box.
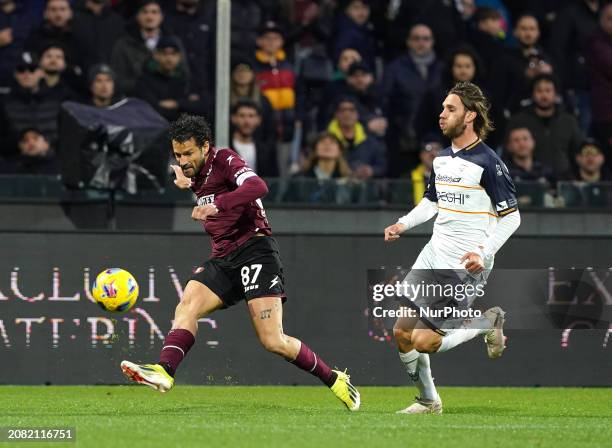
[448,81,494,140]
[169,114,213,148]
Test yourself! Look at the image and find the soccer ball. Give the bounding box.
[92,268,139,312]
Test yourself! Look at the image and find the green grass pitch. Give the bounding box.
[0,386,610,448]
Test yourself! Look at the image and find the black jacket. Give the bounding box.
[0,83,62,157]
[71,4,125,71]
[550,0,599,90]
[230,133,279,178]
[134,59,207,122]
[26,21,77,62]
[163,1,215,95]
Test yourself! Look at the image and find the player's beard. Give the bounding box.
[441,114,467,139]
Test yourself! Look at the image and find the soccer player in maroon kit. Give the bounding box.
[120,114,360,411]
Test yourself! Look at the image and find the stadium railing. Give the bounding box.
[1,175,611,209]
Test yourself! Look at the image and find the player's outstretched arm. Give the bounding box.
[171,165,193,189]
[214,176,268,211]
[384,198,438,242]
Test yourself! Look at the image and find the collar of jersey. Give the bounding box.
[450,138,481,157]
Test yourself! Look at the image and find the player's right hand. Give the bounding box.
[171,165,192,189]
[384,223,407,242]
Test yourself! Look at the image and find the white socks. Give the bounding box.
[399,350,438,401]
[436,328,483,353]
[416,353,438,401]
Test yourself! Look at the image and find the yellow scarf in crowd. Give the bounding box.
[327,119,367,150]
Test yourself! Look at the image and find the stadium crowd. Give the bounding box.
[0,0,611,198]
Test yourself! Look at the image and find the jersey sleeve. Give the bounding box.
[220,149,258,186]
[423,166,438,202]
[480,156,518,216]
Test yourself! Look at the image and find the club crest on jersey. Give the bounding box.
[197,194,215,206]
[496,201,508,211]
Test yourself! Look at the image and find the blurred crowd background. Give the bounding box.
[0,0,611,207]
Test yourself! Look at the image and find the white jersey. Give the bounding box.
[414,139,518,270]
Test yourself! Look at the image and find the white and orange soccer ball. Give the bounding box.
[91,268,139,312]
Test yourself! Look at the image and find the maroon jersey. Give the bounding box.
[191,147,272,258]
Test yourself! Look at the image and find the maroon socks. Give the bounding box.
[158,331,337,387]
[290,342,338,387]
[158,328,195,377]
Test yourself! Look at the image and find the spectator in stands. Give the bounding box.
[38,44,74,101]
[163,0,214,96]
[333,0,377,72]
[0,0,40,90]
[230,0,265,62]
[72,0,125,72]
[0,52,61,158]
[318,49,362,126]
[1,127,58,175]
[551,0,600,134]
[254,19,296,171]
[319,61,386,136]
[111,0,168,95]
[467,7,507,73]
[300,131,351,180]
[411,136,441,205]
[333,47,362,81]
[381,23,442,173]
[283,0,334,55]
[230,57,276,147]
[230,99,278,177]
[134,36,205,121]
[344,61,386,137]
[383,0,464,61]
[417,44,484,141]
[587,2,612,168]
[504,126,555,185]
[506,74,582,177]
[26,0,75,63]
[327,96,386,178]
[572,140,612,182]
[86,63,120,107]
[490,14,554,116]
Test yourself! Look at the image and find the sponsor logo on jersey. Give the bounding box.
[437,191,467,204]
[435,174,462,183]
[496,163,503,176]
[197,194,215,206]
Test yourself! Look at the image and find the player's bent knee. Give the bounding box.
[393,326,412,343]
[412,333,438,353]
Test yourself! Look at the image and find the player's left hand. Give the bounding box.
[459,252,485,275]
[191,204,218,221]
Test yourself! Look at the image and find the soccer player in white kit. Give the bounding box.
[384,82,521,414]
